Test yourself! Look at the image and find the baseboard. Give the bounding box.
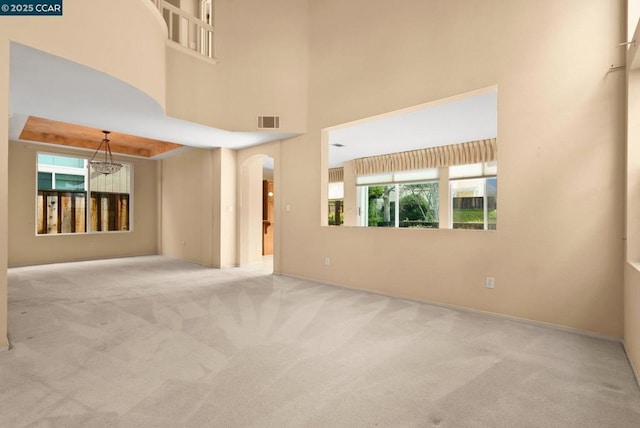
[8,252,160,269]
[623,342,640,389]
[279,273,623,343]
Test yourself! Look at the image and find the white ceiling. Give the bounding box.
[9,43,497,165]
[328,91,498,168]
[8,42,298,155]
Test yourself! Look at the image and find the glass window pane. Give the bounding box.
[37,154,84,168]
[328,199,344,225]
[36,153,130,235]
[37,191,86,235]
[451,179,485,230]
[55,173,85,191]
[398,182,439,228]
[366,185,395,227]
[89,193,130,232]
[37,172,52,190]
[90,164,131,194]
[89,164,131,232]
[487,177,497,230]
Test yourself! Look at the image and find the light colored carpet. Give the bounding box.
[1,256,639,427]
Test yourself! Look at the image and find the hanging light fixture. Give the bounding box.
[90,130,123,175]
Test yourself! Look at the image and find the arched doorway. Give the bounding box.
[239,154,275,272]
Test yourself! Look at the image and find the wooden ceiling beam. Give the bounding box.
[18,116,183,158]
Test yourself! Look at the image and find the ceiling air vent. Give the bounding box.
[257,115,281,130]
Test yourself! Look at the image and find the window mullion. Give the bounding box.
[395,183,400,228]
[483,179,488,230]
[86,165,90,233]
[362,186,368,226]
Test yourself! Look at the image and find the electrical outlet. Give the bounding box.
[324,257,331,266]
[485,277,495,289]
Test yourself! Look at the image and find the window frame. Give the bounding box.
[35,152,134,236]
[358,177,440,228]
[449,165,497,230]
[355,162,496,230]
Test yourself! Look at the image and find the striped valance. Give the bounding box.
[328,167,344,183]
[352,138,497,176]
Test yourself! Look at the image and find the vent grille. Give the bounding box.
[257,115,281,129]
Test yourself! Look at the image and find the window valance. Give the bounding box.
[352,138,497,176]
[328,167,344,183]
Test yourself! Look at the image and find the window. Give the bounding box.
[89,165,131,232]
[450,162,497,230]
[358,169,440,228]
[324,89,498,229]
[36,153,132,235]
[328,181,344,225]
[398,182,439,228]
[364,184,397,227]
[54,173,85,190]
[356,162,496,230]
[37,172,52,190]
[328,200,344,225]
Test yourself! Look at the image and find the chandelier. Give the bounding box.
[90,131,123,175]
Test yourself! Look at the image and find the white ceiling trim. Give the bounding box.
[327,87,498,168]
[9,42,298,152]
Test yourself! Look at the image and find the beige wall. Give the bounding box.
[625,22,640,382]
[0,0,166,352]
[276,0,626,337]
[0,42,8,349]
[8,142,158,266]
[161,147,237,268]
[220,148,237,268]
[161,148,213,265]
[165,0,308,133]
[239,156,264,265]
[342,161,357,226]
[0,0,166,109]
[630,1,640,41]
[624,265,640,381]
[213,148,238,268]
[0,0,631,354]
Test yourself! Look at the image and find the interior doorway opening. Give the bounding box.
[239,154,274,272]
[261,157,275,271]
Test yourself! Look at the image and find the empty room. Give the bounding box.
[1,0,640,426]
